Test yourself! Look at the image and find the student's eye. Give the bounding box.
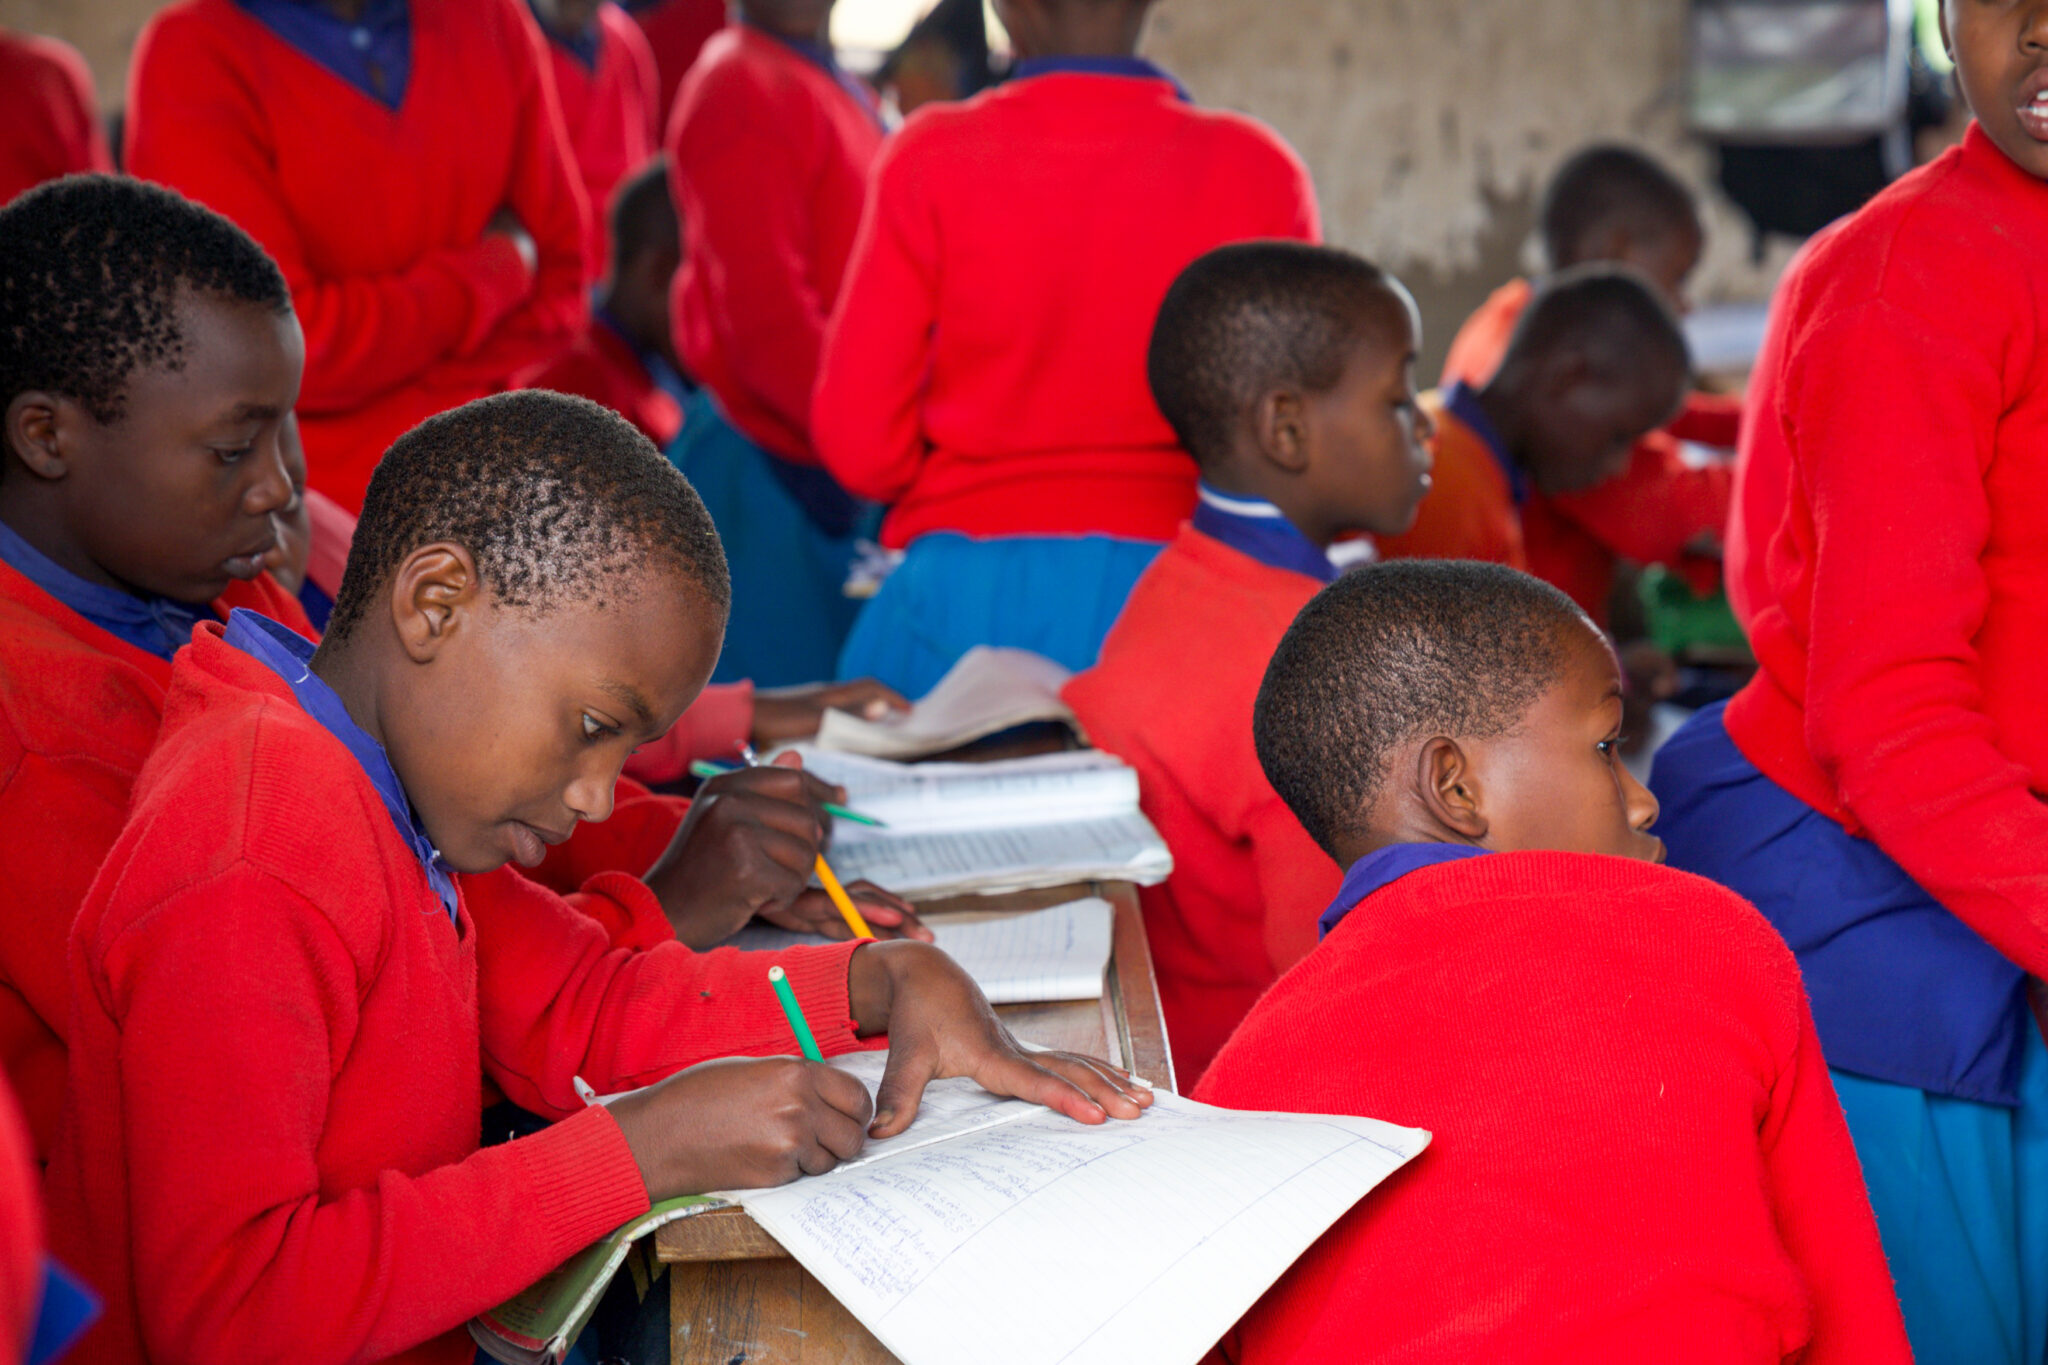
[1597,737,1622,760]
[213,443,256,464]
[580,713,617,743]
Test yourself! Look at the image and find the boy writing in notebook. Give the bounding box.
[1064,242,1432,1084]
[1194,561,1907,1363]
[0,177,913,1169]
[45,389,1149,1365]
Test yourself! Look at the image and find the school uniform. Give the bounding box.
[1196,848,1910,1364]
[538,1,660,280]
[664,24,884,686]
[813,58,1320,697]
[126,0,591,512]
[0,528,312,1163]
[534,308,689,448]
[1061,489,1341,1085]
[1373,385,1528,570]
[1649,125,2048,1365]
[1440,279,1731,621]
[45,612,866,1365]
[627,0,725,122]
[0,30,112,206]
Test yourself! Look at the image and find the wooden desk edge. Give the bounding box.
[656,879,1172,1265]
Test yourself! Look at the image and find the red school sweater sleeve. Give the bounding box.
[123,4,537,417]
[1540,431,1731,569]
[1776,296,2048,975]
[94,865,653,1365]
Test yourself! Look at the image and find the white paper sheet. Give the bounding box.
[813,647,1078,759]
[826,815,1171,898]
[730,1092,1430,1365]
[790,747,1140,834]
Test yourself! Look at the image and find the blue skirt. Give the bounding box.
[836,532,1164,698]
[665,398,874,688]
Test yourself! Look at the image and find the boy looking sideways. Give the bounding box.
[45,390,1148,1365]
[1196,561,1907,1363]
[1064,242,1433,1084]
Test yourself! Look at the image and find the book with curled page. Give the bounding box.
[808,646,1081,759]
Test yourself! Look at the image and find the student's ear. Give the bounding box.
[1252,387,1311,474]
[388,542,482,664]
[5,392,75,482]
[1415,735,1489,841]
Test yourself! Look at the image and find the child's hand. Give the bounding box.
[845,941,1154,1138]
[756,877,932,944]
[751,678,910,749]
[606,1056,874,1197]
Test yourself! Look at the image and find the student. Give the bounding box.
[43,390,1150,1365]
[814,0,1321,697]
[1376,266,1689,576]
[0,177,908,1168]
[1196,560,1909,1363]
[1649,4,2048,1359]
[0,29,112,206]
[527,0,661,282]
[664,0,885,687]
[1440,145,1734,622]
[628,0,726,117]
[536,158,693,449]
[124,0,590,512]
[1063,243,1432,1084]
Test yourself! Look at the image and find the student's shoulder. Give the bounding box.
[0,590,164,778]
[135,0,246,55]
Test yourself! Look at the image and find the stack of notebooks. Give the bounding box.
[806,645,1083,759]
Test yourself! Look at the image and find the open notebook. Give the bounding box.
[811,646,1081,759]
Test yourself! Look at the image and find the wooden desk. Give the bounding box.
[655,881,1171,1365]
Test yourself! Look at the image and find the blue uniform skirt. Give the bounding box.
[664,398,874,688]
[835,531,1164,698]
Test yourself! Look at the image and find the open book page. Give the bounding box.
[788,747,1140,833]
[827,814,1171,898]
[814,646,1078,759]
[725,898,1115,1004]
[822,1050,1046,1168]
[729,1093,1430,1365]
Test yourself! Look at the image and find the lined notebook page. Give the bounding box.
[787,747,1139,833]
[827,815,1172,897]
[725,898,1114,1004]
[731,1093,1429,1365]
[812,646,1076,759]
[822,1050,1043,1167]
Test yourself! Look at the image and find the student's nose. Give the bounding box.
[1411,400,1437,446]
[563,760,617,825]
[1620,762,1660,831]
[2024,3,2048,49]
[244,429,294,516]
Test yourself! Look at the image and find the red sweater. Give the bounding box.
[1725,124,2048,980]
[0,1075,39,1365]
[632,0,726,122]
[0,560,311,1163]
[533,319,683,447]
[1062,526,1338,1084]
[546,3,660,280]
[666,27,883,464]
[0,29,112,206]
[125,0,591,512]
[1441,278,1731,620]
[1196,853,1909,1364]
[813,72,1320,547]
[46,626,864,1365]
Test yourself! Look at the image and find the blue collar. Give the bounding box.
[222,608,460,922]
[747,21,886,129]
[1441,380,1527,506]
[1011,54,1190,102]
[234,0,412,110]
[0,518,210,663]
[1319,842,1489,939]
[1189,483,1337,583]
[531,0,601,69]
[26,1257,98,1365]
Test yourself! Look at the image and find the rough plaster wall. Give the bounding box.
[1144,0,1798,373]
[0,0,163,109]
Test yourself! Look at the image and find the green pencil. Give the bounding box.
[686,759,888,827]
[767,965,824,1062]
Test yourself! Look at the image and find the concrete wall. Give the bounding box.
[0,0,159,108]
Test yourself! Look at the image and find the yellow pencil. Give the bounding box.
[813,854,874,939]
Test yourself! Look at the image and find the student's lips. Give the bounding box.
[2017,70,2048,141]
[507,820,571,868]
[221,540,277,580]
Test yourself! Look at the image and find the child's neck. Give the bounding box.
[1199,464,1335,551]
[0,494,134,597]
[1014,10,1148,60]
[308,636,392,754]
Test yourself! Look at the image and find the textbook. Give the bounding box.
[726,1050,1431,1365]
[812,646,1081,759]
[728,896,1117,1004]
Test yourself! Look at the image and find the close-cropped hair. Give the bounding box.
[1539,143,1699,270]
[324,390,730,641]
[0,173,290,426]
[1500,262,1691,384]
[1255,560,1589,859]
[1147,240,1407,469]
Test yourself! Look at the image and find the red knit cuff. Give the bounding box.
[774,943,864,1053]
[447,234,536,356]
[513,1103,651,1264]
[573,870,677,952]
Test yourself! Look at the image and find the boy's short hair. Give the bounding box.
[324,390,730,641]
[1502,263,1690,385]
[1254,560,1589,859]
[1147,241,1405,470]
[0,174,290,425]
[1539,144,1699,271]
[609,156,678,268]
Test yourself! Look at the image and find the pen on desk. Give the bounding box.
[686,759,888,828]
[726,745,878,941]
[767,965,826,1062]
